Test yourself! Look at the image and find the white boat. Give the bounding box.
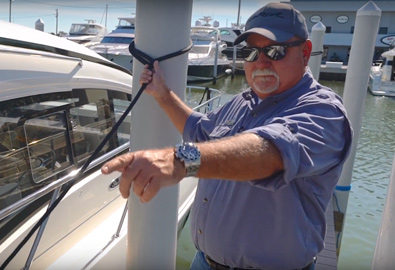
[368,41,395,97]
[0,20,221,269]
[88,18,135,71]
[63,20,108,46]
[218,26,246,60]
[188,26,232,82]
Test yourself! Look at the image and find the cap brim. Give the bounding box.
[233,28,294,45]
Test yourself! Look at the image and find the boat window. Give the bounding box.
[0,88,131,243]
[69,24,100,36]
[378,27,388,35]
[220,30,231,36]
[25,111,73,183]
[69,88,131,164]
[101,37,134,44]
[233,29,242,36]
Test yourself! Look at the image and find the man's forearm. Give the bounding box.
[196,133,284,181]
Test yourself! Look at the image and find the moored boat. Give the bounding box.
[0,20,221,269]
[368,41,395,97]
[188,26,232,82]
[62,20,107,46]
[88,17,135,71]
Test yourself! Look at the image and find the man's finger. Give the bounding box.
[119,163,140,198]
[140,178,161,203]
[101,152,135,174]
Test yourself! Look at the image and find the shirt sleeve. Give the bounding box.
[246,97,352,191]
[183,111,216,142]
[183,97,239,142]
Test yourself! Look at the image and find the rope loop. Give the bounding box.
[129,39,193,69]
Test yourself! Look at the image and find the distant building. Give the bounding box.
[286,0,395,64]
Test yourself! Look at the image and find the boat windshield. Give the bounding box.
[112,18,136,34]
[101,37,134,44]
[190,28,219,44]
[69,24,101,36]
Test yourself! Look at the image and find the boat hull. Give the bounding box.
[368,72,395,97]
[187,64,230,82]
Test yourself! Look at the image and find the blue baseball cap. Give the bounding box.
[234,3,308,45]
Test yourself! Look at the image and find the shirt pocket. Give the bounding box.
[209,125,232,139]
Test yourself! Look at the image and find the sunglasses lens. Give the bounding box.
[264,46,286,61]
[241,48,259,62]
[242,46,287,62]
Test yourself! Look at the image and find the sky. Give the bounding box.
[0,0,284,34]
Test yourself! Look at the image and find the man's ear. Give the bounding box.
[302,40,313,64]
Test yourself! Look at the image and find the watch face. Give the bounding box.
[175,143,201,177]
[181,144,199,160]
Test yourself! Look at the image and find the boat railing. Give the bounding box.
[186,85,222,113]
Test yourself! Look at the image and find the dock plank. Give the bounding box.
[315,198,338,270]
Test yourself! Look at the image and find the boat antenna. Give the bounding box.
[236,0,241,27]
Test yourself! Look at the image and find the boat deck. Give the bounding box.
[315,198,337,270]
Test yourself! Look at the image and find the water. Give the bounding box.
[176,75,395,270]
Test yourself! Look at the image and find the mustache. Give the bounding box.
[252,69,279,79]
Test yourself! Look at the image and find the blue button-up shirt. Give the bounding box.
[183,70,352,270]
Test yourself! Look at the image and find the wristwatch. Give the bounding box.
[174,142,201,177]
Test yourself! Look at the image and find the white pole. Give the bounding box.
[231,45,236,79]
[308,22,326,81]
[335,1,381,251]
[127,0,193,269]
[371,152,395,269]
[213,41,219,84]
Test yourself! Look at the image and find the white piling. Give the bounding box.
[213,41,219,84]
[35,19,44,32]
[231,45,236,79]
[335,1,381,251]
[371,152,395,269]
[308,22,326,81]
[127,0,193,269]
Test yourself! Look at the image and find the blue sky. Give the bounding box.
[0,0,283,34]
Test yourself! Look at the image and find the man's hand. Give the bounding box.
[139,61,170,100]
[101,148,186,202]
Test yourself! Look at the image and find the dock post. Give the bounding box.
[371,152,395,269]
[231,45,236,79]
[335,0,381,254]
[213,40,219,84]
[127,0,193,269]
[308,22,325,81]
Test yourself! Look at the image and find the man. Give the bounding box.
[101,3,353,270]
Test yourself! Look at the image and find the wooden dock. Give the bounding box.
[315,199,338,270]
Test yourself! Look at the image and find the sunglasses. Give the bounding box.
[240,40,306,62]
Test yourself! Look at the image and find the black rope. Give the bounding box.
[1,40,192,270]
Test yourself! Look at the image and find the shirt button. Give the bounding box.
[203,198,208,203]
[198,229,203,234]
[252,113,257,117]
